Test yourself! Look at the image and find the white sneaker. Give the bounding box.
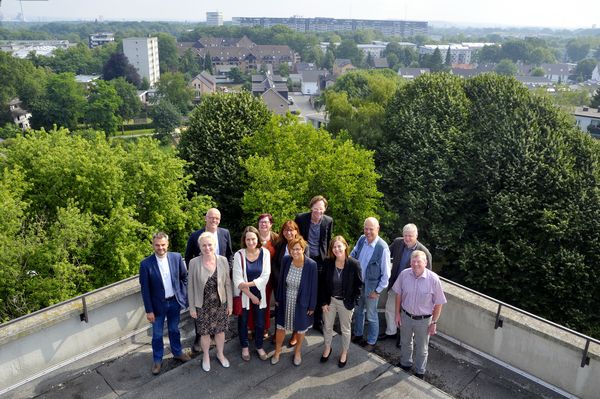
[202,358,210,372]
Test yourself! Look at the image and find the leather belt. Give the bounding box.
[402,308,431,320]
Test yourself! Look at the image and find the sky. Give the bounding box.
[0,0,598,29]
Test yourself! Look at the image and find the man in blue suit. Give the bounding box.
[139,232,191,375]
[184,207,233,352]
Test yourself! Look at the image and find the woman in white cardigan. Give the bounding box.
[233,226,271,361]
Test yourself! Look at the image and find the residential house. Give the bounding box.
[515,76,553,88]
[397,67,430,79]
[451,67,479,79]
[186,36,297,73]
[333,59,355,76]
[372,58,389,69]
[261,88,289,115]
[9,98,32,131]
[573,106,600,137]
[301,69,328,95]
[189,71,217,100]
[89,33,115,48]
[540,63,574,83]
[251,72,288,98]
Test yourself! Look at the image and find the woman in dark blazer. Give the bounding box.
[271,220,308,347]
[319,236,362,368]
[272,237,317,366]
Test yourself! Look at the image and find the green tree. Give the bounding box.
[495,59,518,76]
[84,80,123,134]
[102,52,141,87]
[241,115,382,239]
[336,39,363,67]
[570,59,597,82]
[0,129,213,319]
[478,44,502,63]
[155,32,179,73]
[155,71,194,114]
[324,69,403,150]
[178,92,271,230]
[227,67,246,84]
[566,39,591,62]
[110,77,142,124]
[203,52,213,74]
[380,72,600,337]
[150,100,182,136]
[277,63,290,77]
[179,48,201,79]
[30,72,86,130]
[531,67,545,77]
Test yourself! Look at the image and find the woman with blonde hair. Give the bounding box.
[188,232,232,372]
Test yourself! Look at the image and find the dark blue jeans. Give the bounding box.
[151,298,183,362]
[238,304,266,349]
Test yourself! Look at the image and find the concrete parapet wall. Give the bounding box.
[0,277,147,394]
[440,283,599,399]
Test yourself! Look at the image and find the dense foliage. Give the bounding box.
[379,73,600,337]
[242,115,382,240]
[0,129,212,321]
[178,92,271,230]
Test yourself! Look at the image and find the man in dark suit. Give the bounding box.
[295,195,333,332]
[184,207,233,351]
[381,223,432,345]
[139,232,191,375]
[184,208,233,266]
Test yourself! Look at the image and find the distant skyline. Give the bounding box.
[0,0,598,29]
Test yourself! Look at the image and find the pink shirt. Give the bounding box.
[392,268,447,316]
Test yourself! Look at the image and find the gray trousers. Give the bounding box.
[384,291,398,335]
[399,310,431,374]
[323,297,354,352]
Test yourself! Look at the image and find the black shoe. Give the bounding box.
[338,356,347,368]
[378,333,395,341]
[351,335,363,344]
[363,343,375,352]
[320,348,332,363]
[398,364,412,372]
[396,334,401,348]
[415,373,424,379]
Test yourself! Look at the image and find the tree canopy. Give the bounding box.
[178,92,271,230]
[0,129,212,321]
[241,115,382,240]
[379,72,600,337]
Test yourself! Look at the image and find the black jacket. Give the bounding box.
[319,257,363,310]
[388,238,432,289]
[294,212,333,261]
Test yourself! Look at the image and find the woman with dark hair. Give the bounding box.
[188,232,233,372]
[248,213,278,340]
[232,226,271,361]
[319,236,362,368]
[272,220,308,347]
[272,237,318,366]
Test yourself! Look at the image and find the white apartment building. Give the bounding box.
[122,37,160,87]
[206,11,223,26]
[419,44,472,65]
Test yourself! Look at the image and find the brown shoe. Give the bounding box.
[151,362,162,375]
[363,343,376,352]
[174,353,191,362]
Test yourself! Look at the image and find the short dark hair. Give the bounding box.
[287,236,307,253]
[258,213,274,224]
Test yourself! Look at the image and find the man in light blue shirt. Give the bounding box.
[350,217,391,351]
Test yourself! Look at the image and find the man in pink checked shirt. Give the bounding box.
[393,250,446,380]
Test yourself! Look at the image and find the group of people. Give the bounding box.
[139,195,447,380]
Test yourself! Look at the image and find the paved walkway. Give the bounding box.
[7,315,565,399]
